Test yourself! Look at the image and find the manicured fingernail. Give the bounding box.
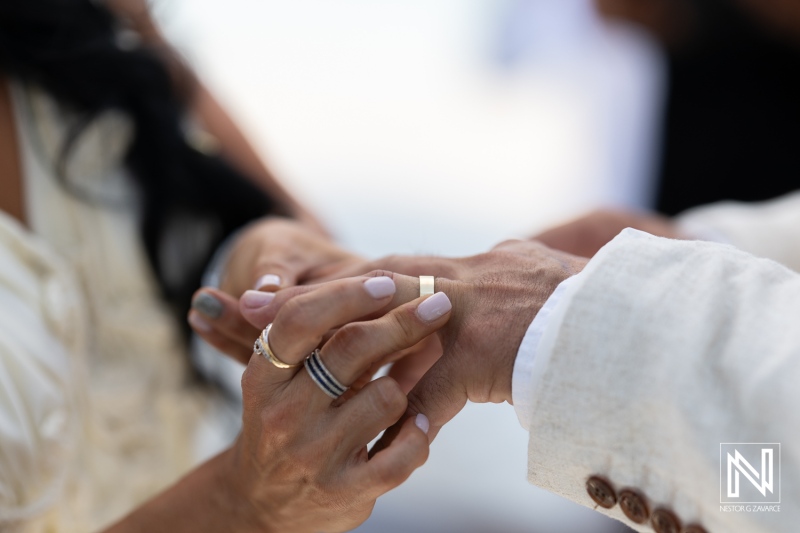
[241,290,276,310]
[192,292,223,319]
[415,413,430,435]
[416,292,451,322]
[363,276,396,299]
[188,311,213,333]
[254,274,282,290]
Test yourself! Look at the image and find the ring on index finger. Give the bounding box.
[255,323,301,369]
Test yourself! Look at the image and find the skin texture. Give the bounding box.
[109,276,443,533]
[199,242,588,449]
[191,211,675,367]
[221,218,361,297]
[531,208,685,258]
[189,218,363,362]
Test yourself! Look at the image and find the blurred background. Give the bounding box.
[158,0,663,533]
[159,0,664,258]
[160,0,660,531]
[4,0,800,529]
[157,0,800,531]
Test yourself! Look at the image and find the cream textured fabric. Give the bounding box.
[0,212,87,531]
[0,81,214,531]
[678,191,800,272]
[527,229,800,532]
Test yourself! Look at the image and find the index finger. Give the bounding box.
[240,270,440,329]
[243,275,400,392]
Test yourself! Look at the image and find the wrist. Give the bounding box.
[216,445,278,533]
[438,250,586,405]
[102,447,266,533]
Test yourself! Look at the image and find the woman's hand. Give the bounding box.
[111,275,448,533]
[189,218,366,362]
[224,275,449,532]
[245,241,587,446]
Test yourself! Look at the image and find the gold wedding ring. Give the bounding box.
[419,276,435,298]
[254,323,301,369]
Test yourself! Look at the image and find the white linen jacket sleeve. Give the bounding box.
[524,229,800,533]
[677,190,800,272]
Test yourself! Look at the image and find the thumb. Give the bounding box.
[387,335,442,394]
[251,261,303,292]
[370,350,468,456]
[241,260,306,326]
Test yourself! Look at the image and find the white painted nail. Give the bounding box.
[415,413,430,435]
[241,290,276,309]
[254,274,282,290]
[364,276,396,299]
[416,292,452,322]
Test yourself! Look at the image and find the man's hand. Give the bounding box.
[241,240,588,445]
[532,208,684,258]
[382,240,587,445]
[222,218,363,297]
[188,218,365,361]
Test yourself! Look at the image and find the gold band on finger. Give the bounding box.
[419,276,435,298]
[254,323,301,369]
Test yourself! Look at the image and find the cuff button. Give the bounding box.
[619,489,650,524]
[651,508,682,533]
[586,477,617,509]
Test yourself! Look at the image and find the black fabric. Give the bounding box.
[655,0,800,215]
[0,0,280,338]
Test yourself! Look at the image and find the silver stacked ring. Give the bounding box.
[304,349,348,399]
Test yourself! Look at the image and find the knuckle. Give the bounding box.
[240,363,259,401]
[388,311,418,344]
[240,360,287,420]
[405,374,452,424]
[371,377,406,417]
[275,297,314,337]
[373,461,411,488]
[490,238,522,251]
[372,462,403,488]
[329,281,355,301]
[331,323,368,362]
[258,403,300,451]
[365,269,398,281]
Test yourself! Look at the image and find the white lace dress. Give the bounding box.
[0,81,220,532]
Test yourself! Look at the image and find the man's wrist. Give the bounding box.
[511,272,583,429]
[498,252,587,404]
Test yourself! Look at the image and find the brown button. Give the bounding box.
[586,477,617,509]
[619,489,650,524]
[651,508,682,533]
[682,526,708,533]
